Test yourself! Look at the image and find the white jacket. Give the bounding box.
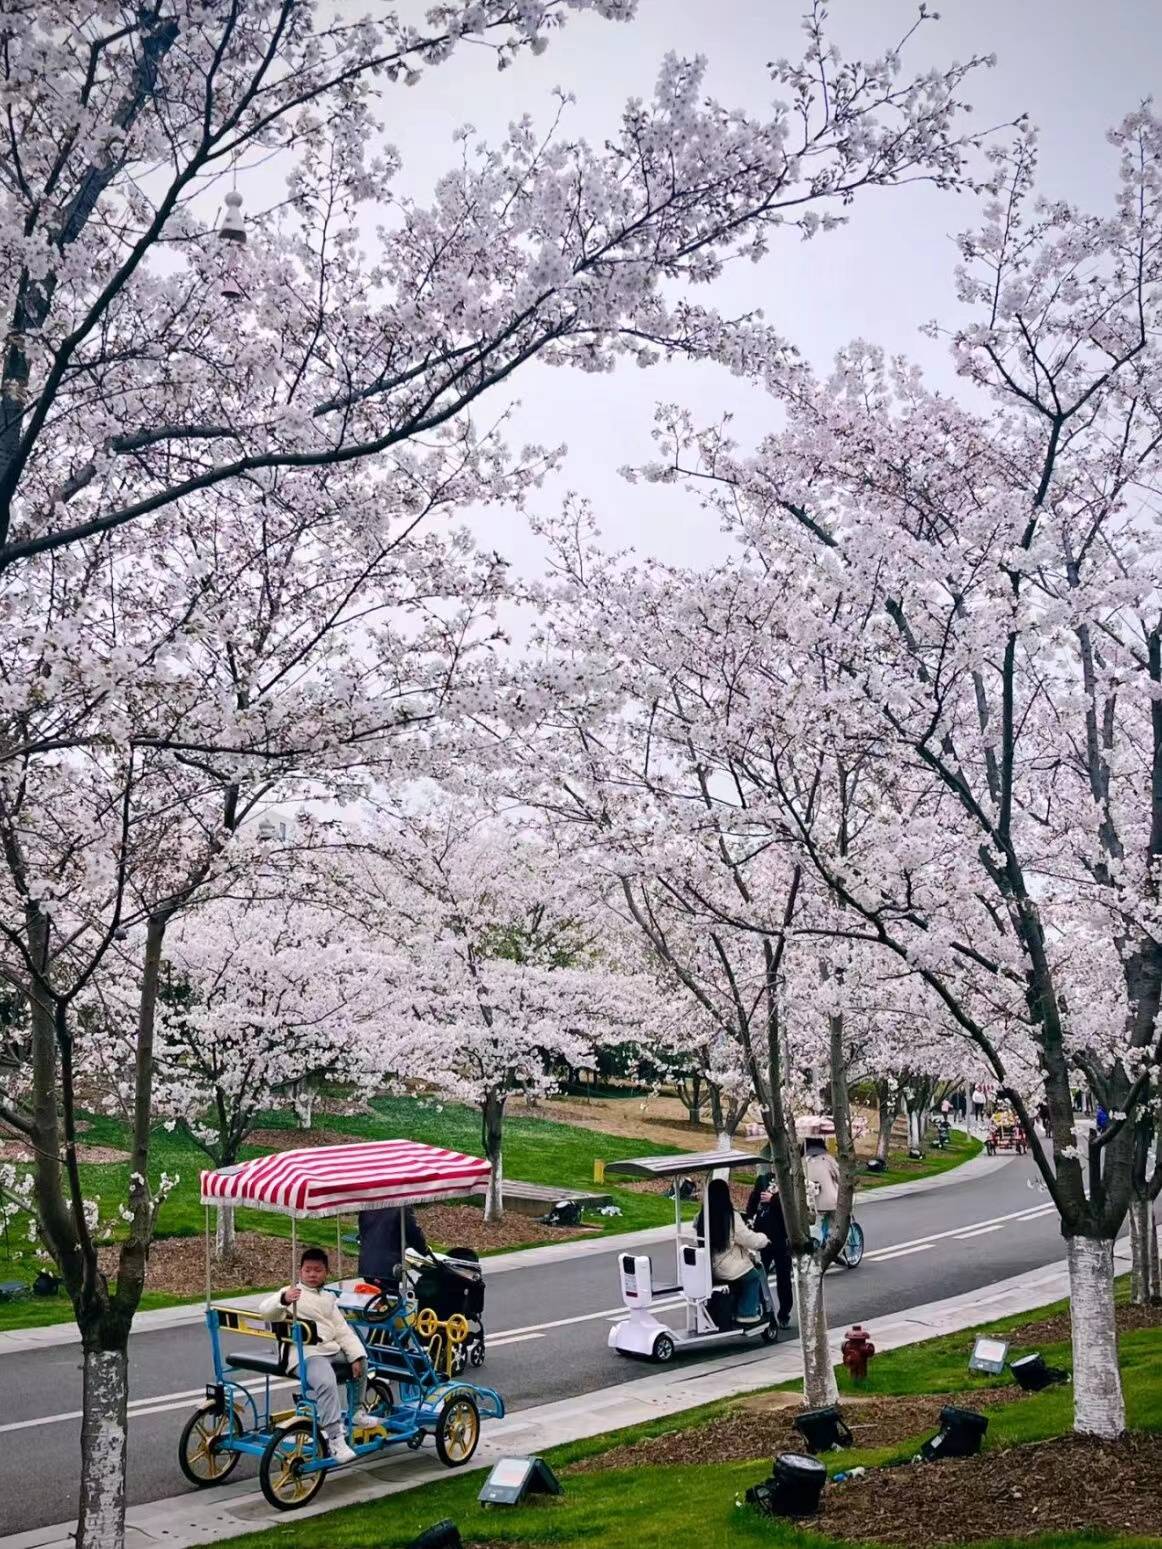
[711,1212,769,1283]
[257,1283,366,1372]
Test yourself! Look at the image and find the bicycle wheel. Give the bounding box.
[259,1420,326,1510]
[840,1220,865,1268]
[178,1402,242,1487]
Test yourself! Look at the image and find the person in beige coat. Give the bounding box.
[258,1245,374,1464]
[695,1177,770,1324]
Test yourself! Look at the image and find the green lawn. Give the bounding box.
[0,1095,692,1327]
[858,1127,982,1188]
[210,1285,1162,1549]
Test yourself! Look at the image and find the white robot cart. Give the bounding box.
[605,1150,778,1362]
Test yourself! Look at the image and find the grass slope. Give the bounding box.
[210,1290,1162,1549]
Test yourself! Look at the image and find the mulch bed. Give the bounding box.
[998,1297,1162,1348]
[0,1139,128,1165]
[568,1388,1027,1475]
[815,1432,1162,1546]
[98,1202,597,1298]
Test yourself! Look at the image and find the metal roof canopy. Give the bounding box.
[604,1150,758,1179]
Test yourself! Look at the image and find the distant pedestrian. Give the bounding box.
[971,1087,986,1124]
[1095,1104,1110,1133]
[940,1098,952,1118]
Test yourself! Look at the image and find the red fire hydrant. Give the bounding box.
[841,1325,875,1382]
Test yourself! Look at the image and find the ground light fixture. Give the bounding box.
[1010,1352,1069,1391]
[968,1335,1009,1375]
[478,1456,563,1506]
[747,1453,828,1516]
[793,1406,854,1453]
[919,1405,989,1461]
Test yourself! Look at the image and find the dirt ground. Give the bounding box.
[569,1387,1029,1475]
[0,1139,127,1165]
[816,1432,1162,1546]
[105,1205,597,1297]
[517,1092,889,1157]
[570,1387,1162,1547]
[996,1295,1162,1347]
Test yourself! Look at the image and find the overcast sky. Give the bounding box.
[384,0,1160,572]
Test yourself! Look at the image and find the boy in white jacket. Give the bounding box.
[258,1246,374,1464]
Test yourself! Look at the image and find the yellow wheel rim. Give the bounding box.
[441,1400,479,1463]
[270,1429,316,1505]
[185,1409,235,1480]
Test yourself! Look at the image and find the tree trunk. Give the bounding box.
[906,1104,926,1155]
[1129,1196,1160,1305]
[292,1083,315,1129]
[214,1204,236,1263]
[482,1092,504,1223]
[874,1080,894,1164]
[77,1341,129,1549]
[1066,1236,1126,1437]
[793,1253,837,1407]
[715,1129,731,1152]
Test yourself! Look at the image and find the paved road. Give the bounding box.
[0,1157,1082,1537]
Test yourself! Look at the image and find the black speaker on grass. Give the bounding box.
[793,1406,853,1454]
[1010,1352,1069,1391]
[920,1405,989,1461]
[747,1454,827,1517]
[405,1522,461,1549]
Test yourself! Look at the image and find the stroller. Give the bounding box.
[412,1247,487,1373]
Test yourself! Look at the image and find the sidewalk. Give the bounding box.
[2,1235,1127,1549]
[0,1147,1006,1358]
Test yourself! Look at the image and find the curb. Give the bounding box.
[1,1237,1131,1549]
[0,1148,1005,1358]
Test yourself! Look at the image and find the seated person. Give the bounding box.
[358,1203,429,1291]
[694,1177,770,1324]
[258,1246,376,1465]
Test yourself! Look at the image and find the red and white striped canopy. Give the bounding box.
[200,1140,491,1218]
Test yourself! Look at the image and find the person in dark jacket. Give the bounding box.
[358,1204,429,1286]
[744,1169,793,1327]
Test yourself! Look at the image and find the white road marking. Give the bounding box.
[955,1224,1007,1240]
[865,1243,934,1263]
[3,1198,1064,1433]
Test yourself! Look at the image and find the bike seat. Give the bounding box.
[225,1349,287,1377]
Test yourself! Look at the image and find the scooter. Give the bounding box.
[605,1150,779,1363]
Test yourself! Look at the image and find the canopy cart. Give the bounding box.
[605,1150,779,1362]
[181,1140,504,1510]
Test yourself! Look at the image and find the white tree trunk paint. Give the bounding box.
[793,1254,837,1407]
[1066,1236,1126,1437]
[906,1106,924,1153]
[1129,1198,1160,1305]
[77,1346,128,1549]
[293,1086,315,1129]
[715,1129,732,1152]
[214,1203,236,1262]
[484,1152,503,1223]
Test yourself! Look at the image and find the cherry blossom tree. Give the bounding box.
[496,509,950,1404]
[0,1,996,577]
[0,5,1004,1538]
[346,800,657,1220]
[148,896,389,1257]
[623,112,1162,1434]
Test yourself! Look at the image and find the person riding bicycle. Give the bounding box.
[803,1135,840,1240]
